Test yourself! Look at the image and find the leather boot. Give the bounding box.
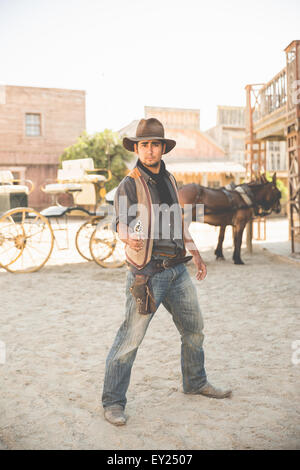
[185,382,232,399]
[104,405,127,426]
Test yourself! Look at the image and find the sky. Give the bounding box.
[0,0,299,134]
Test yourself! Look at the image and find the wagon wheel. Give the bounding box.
[89,222,125,268]
[75,216,103,261]
[0,207,54,273]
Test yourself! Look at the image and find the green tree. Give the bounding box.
[60,129,134,192]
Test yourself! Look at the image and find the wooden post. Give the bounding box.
[245,85,254,253]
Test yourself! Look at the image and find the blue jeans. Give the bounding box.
[102,261,207,409]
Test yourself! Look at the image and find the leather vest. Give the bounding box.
[125,167,185,269]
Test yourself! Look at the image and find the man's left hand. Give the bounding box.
[193,256,207,281]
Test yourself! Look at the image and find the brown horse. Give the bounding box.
[178,172,281,264]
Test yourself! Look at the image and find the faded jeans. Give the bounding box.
[102,261,207,409]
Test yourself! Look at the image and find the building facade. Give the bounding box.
[118,104,288,216]
[205,105,246,165]
[205,105,288,181]
[0,85,86,209]
[119,106,245,187]
[144,106,225,161]
[266,141,287,174]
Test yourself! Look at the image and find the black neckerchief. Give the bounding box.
[137,159,173,206]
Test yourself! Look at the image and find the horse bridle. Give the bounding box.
[242,182,280,217]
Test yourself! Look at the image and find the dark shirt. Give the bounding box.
[112,161,184,255]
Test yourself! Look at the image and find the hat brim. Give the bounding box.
[123,136,176,154]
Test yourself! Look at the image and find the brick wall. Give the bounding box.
[0,85,86,209]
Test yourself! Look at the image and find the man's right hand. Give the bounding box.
[118,223,144,252]
[127,232,144,252]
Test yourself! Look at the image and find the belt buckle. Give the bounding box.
[162,259,170,269]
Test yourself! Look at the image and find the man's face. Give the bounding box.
[135,140,165,168]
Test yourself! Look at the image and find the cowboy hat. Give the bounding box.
[122,118,176,154]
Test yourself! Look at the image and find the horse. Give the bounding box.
[178,172,281,264]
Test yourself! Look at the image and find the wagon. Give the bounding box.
[0,159,125,273]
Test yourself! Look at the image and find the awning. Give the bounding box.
[166,161,246,174]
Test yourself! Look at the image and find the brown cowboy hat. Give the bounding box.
[123,118,176,154]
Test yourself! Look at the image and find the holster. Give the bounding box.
[127,254,193,316]
[129,274,156,315]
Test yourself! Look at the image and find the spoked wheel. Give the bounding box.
[89,222,125,268]
[75,216,103,261]
[0,207,54,273]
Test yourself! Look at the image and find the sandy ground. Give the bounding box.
[0,217,299,450]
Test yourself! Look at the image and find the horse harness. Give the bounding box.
[194,183,268,217]
[222,184,273,216]
[223,184,255,211]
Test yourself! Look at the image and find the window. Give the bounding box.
[277,154,281,170]
[270,153,274,170]
[25,113,41,136]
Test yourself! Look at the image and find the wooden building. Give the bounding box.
[166,161,245,187]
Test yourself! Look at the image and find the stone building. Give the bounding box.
[0,85,86,209]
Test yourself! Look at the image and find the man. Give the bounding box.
[102,118,232,426]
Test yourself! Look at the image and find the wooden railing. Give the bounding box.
[252,67,287,123]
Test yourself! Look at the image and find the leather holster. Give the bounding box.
[129,274,156,315]
[128,254,193,316]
